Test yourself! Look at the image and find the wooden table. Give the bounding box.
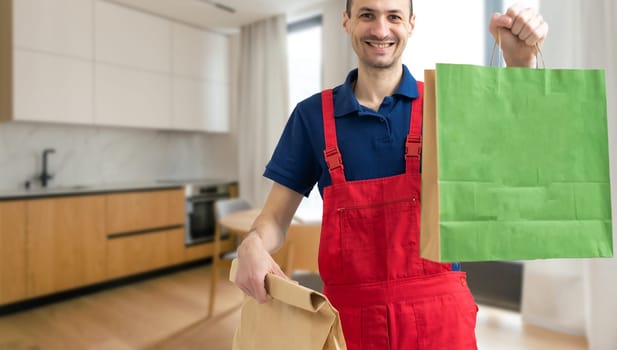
[218,208,262,235]
[218,208,321,275]
[218,208,320,235]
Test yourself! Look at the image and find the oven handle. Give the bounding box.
[188,193,230,203]
[186,193,231,214]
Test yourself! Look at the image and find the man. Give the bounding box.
[234,0,548,348]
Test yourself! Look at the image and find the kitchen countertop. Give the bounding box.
[0,178,237,201]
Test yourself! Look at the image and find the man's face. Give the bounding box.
[343,0,415,70]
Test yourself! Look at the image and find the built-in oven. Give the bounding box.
[183,182,232,245]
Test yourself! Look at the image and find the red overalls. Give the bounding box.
[318,84,478,350]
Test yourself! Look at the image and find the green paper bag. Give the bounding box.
[420,64,613,262]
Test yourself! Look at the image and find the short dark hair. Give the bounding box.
[345,0,413,18]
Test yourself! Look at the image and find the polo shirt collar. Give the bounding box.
[333,64,419,118]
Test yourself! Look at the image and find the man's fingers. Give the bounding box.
[510,7,536,36]
[271,264,289,279]
[517,13,542,41]
[505,3,523,19]
[248,273,269,303]
[522,21,548,47]
[498,5,547,48]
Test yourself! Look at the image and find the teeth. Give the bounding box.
[368,42,392,48]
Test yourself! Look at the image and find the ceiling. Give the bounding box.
[109,0,325,33]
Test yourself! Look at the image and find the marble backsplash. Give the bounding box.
[0,122,238,191]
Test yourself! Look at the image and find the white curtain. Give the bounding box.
[521,1,617,348]
[237,15,289,207]
[321,0,356,89]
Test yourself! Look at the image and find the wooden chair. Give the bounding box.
[281,223,322,291]
[208,197,252,317]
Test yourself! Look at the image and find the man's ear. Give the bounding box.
[408,14,416,37]
[342,10,351,34]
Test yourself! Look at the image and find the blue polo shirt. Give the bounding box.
[264,65,462,272]
[264,64,420,197]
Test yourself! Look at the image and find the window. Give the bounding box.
[403,0,486,79]
[287,16,324,217]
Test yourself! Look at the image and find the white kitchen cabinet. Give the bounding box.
[13,49,93,124]
[171,23,230,132]
[95,63,171,129]
[172,77,206,130]
[13,0,93,59]
[95,0,171,73]
[5,0,94,125]
[172,23,229,82]
[1,0,231,132]
[204,80,230,132]
[172,77,230,132]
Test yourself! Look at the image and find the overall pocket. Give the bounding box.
[338,198,418,282]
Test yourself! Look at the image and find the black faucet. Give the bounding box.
[39,148,55,187]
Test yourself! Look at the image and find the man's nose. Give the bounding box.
[370,16,390,38]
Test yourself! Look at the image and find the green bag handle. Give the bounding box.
[490,28,546,68]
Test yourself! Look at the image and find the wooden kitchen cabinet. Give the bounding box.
[107,230,170,279]
[0,201,27,305]
[26,195,107,298]
[106,189,184,234]
[106,189,187,279]
[0,187,235,305]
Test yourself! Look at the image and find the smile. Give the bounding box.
[366,41,394,48]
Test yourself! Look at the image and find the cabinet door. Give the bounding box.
[13,0,93,59]
[172,78,229,132]
[95,0,171,73]
[26,195,107,298]
[106,189,185,278]
[171,23,230,132]
[172,23,229,82]
[106,189,183,234]
[167,228,187,266]
[13,49,93,124]
[171,77,207,130]
[0,201,27,305]
[107,230,169,279]
[204,81,230,132]
[95,63,171,129]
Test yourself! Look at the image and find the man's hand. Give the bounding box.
[234,232,288,303]
[489,3,549,67]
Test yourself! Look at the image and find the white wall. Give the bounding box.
[0,122,238,191]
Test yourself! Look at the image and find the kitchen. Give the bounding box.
[0,0,616,349]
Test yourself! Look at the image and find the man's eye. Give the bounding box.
[359,13,373,19]
[389,15,402,21]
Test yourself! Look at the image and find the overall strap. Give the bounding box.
[321,89,346,184]
[405,82,424,174]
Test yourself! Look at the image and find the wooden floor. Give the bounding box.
[0,264,588,350]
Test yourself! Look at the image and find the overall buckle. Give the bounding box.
[324,147,344,170]
[405,135,422,159]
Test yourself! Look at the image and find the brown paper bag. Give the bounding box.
[229,259,347,350]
